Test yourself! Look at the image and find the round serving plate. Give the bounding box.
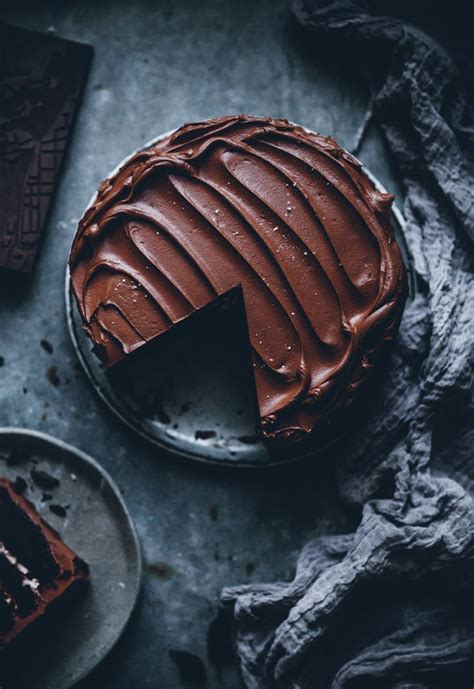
[66,126,415,469]
[0,428,142,689]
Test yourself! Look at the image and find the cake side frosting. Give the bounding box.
[69,115,408,443]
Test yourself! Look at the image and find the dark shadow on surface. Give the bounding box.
[74,587,144,689]
[0,269,37,304]
[0,583,88,689]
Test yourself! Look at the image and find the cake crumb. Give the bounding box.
[195,430,217,440]
[40,339,53,354]
[49,504,67,518]
[46,366,60,387]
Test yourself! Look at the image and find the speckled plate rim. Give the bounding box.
[0,427,143,688]
[65,123,415,469]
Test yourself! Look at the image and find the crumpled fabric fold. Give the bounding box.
[221,2,474,687]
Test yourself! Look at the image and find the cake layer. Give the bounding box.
[0,479,89,651]
[70,115,408,444]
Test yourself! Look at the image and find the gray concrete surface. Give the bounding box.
[0,1,402,687]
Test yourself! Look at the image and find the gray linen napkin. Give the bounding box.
[221,3,474,687]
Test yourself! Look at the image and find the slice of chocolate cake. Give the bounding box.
[0,478,88,652]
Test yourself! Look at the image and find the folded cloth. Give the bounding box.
[221,3,474,687]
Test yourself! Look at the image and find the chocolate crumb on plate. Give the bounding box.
[11,475,27,495]
[195,430,217,440]
[30,468,60,490]
[49,504,68,518]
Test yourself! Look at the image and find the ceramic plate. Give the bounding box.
[0,428,142,689]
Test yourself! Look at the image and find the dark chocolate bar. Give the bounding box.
[0,23,93,273]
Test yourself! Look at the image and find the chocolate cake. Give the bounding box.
[0,478,88,651]
[69,115,408,446]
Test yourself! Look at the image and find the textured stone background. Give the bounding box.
[0,1,402,687]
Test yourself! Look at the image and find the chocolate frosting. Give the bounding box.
[69,115,407,444]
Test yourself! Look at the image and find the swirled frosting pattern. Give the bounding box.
[70,115,407,444]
